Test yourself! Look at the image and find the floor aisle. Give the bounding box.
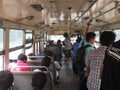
[55,60,79,90]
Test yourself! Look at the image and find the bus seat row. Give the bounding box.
[12,71,55,90]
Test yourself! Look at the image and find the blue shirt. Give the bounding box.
[72,42,80,59]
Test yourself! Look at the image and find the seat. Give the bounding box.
[27,56,45,66]
[12,71,55,90]
[49,62,57,83]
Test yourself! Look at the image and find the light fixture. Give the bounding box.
[95,19,110,24]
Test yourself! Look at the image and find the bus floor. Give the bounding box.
[55,60,79,90]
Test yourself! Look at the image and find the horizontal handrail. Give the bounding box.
[10,66,48,71]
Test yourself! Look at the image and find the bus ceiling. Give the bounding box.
[0,0,120,34]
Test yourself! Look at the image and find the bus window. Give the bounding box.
[49,35,65,44]
[25,30,33,55]
[0,28,4,70]
[9,29,24,59]
[94,31,100,48]
[113,29,120,42]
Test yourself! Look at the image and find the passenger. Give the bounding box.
[41,56,51,69]
[11,53,30,71]
[100,40,120,90]
[44,40,58,59]
[0,70,14,90]
[85,31,115,90]
[63,32,72,62]
[72,37,82,74]
[79,32,96,90]
[44,51,61,70]
[44,51,61,84]
[32,72,47,90]
[55,39,62,61]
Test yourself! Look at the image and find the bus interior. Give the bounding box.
[0,0,120,90]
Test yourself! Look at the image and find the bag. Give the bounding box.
[74,43,91,74]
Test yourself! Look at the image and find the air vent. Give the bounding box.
[31,4,43,12]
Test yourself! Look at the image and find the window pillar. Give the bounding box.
[4,28,9,70]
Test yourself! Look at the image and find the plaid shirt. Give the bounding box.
[86,46,107,90]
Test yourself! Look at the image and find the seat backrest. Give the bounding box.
[49,62,57,83]
[27,56,45,66]
[28,56,45,60]
[10,65,48,71]
[12,71,55,90]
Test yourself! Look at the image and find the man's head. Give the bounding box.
[63,32,69,38]
[18,54,27,62]
[86,32,96,44]
[41,56,51,68]
[100,31,115,46]
[32,72,47,90]
[0,70,14,90]
[76,38,82,43]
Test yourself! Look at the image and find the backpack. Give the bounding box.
[74,43,91,74]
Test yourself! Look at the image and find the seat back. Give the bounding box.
[10,65,48,71]
[27,56,45,66]
[49,62,57,83]
[12,71,55,90]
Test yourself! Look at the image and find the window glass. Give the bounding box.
[9,49,23,60]
[49,35,65,43]
[9,29,24,48]
[94,31,100,42]
[26,30,32,44]
[25,30,33,55]
[0,55,3,70]
[0,28,4,70]
[113,29,120,41]
[9,29,24,59]
[94,31,100,48]
[0,28,4,51]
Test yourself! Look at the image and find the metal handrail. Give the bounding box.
[10,66,48,71]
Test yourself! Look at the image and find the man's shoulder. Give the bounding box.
[107,44,120,61]
[112,40,120,48]
[85,44,95,51]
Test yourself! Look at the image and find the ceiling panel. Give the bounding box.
[0,0,120,31]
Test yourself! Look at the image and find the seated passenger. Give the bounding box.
[32,72,47,90]
[44,51,61,84]
[41,56,51,68]
[0,70,14,90]
[11,53,30,71]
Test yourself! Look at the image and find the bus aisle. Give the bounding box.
[55,60,79,90]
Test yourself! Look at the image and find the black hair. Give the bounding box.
[63,32,69,37]
[41,56,51,68]
[18,54,27,61]
[28,53,35,56]
[86,32,96,42]
[100,31,115,46]
[57,39,61,43]
[45,51,53,57]
[32,72,47,90]
[76,38,82,43]
[0,70,14,89]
